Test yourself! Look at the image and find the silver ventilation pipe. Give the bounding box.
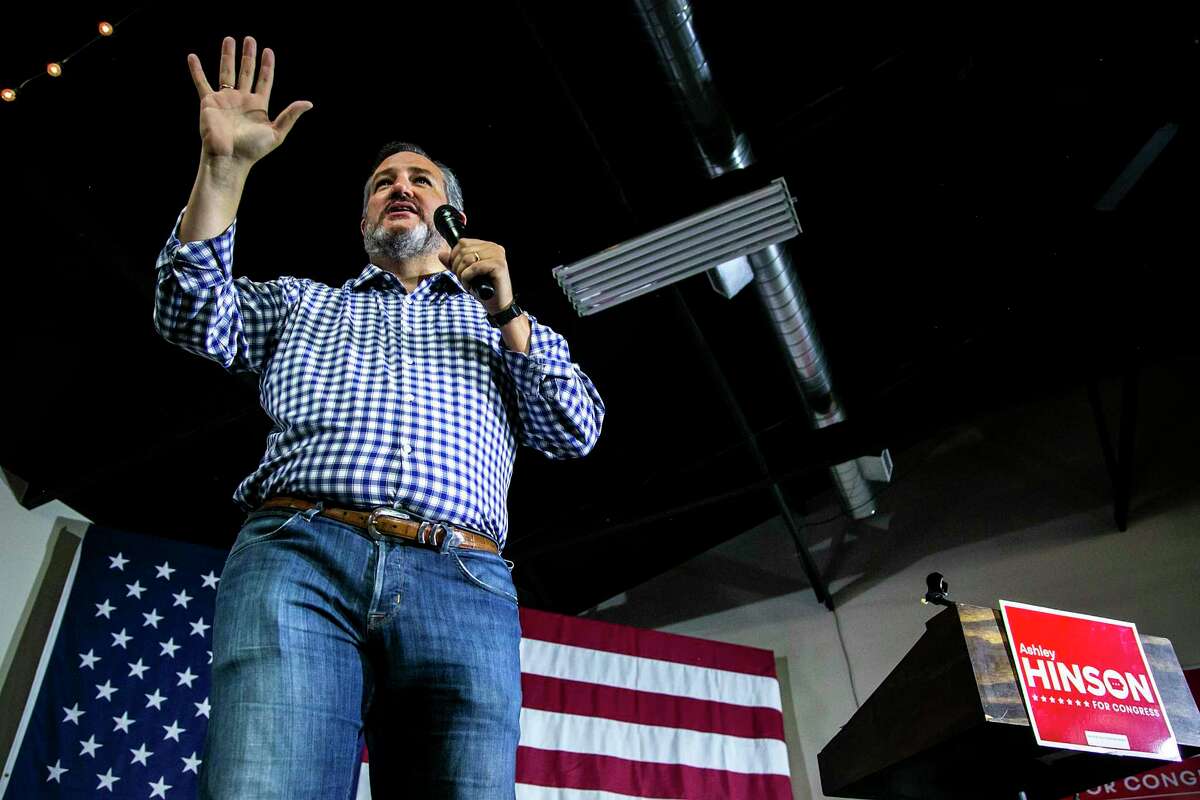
[634,0,876,519]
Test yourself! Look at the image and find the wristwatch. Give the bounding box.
[487,301,524,328]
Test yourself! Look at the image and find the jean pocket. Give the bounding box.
[227,510,301,560]
[451,549,519,605]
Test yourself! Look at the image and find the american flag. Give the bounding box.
[4,526,793,799]
[1,525,226,799]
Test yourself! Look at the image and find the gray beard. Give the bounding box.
[363,217,444,263]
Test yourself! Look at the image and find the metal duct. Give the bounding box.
[633,0,876,519]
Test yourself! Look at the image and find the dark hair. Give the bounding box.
[362,141,464,217]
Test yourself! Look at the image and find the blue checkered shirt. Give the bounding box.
[154,213,604,549]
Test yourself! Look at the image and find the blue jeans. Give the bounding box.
[199,507,523,799]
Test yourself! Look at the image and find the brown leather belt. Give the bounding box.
[260,497,499,555]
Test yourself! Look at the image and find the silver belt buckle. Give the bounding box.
[366,506,411,539]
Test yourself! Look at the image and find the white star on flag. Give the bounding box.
[79,649,101,669]
[145,689,167,710]
[149,776,173,798]
[143,608,164,628]
[181,752,203,774]
[46,760,68,783]
[113,711,136,733]
[189,617,211,637]
[160,637,181,658]
[155,561,176,580]
[129,658,150,679]
[80,734,103,757]
[96,767,121,791]
[177,667,199,688]
[111,628,133,649]
[194,697,211,718]
[162,720,186,742]
[126,580,146,599]
[130,743,154,766]
[95,598,116,618]
[201,571,220,589]
[95,680,118,701]
[108,552,129,570]
[172,588,193,608]
[62,703,85,724]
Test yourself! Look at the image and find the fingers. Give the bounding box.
[218,36,236,88]
[255,47,275,99]
[186,53,213,98]
[237,37,257,90]
[273,100,314,139]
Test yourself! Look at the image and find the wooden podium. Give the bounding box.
[818,604,1200,800]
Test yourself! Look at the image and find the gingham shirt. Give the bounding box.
[154,213,604,548]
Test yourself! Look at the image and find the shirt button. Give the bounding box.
[403,393,416,403]
[401,355,414,365]
[400,443,413,456]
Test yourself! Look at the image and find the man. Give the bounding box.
[154,36,604,799]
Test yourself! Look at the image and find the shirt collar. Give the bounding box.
[350,263,467,296]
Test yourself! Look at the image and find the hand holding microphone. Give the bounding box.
[434,205,495,301]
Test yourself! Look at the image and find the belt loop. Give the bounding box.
[300,501,324,522]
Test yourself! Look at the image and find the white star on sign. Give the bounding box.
[126,580,146,599]
[96,680,118,701]
[80,734,104,757]
[143,608,164,628]
[162,720,185,742]
[189,617,211,638]
[145,688,167,710]
[149,775,173,798]
[46,759,68,782]
[79,649,102,669]
[177,667,199,689]
[1084,701,1091,708]
[160,637,180,658]
[111,628,133,649]
[113,711,136,733]
[181,752,203,774]
[63,703,85,724]
[194,697,211,718]
[201,571,220,589]
[97,767,121,791]
[95,598,116,618]
[172,589,193,609]
[129,658,149,679]
[130,742,154,766]
[155,561,176,580]
[108,552,129,570]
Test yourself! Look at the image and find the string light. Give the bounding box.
[1,13,139,105]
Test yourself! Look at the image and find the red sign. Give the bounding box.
[1000,600,1180,761]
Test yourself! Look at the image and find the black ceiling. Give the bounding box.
[2,6,1197,614]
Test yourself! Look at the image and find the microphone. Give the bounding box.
[433,204,495,300]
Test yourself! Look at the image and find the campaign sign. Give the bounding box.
[1000,600,1180,761]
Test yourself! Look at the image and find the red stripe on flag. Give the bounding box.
[519,608,777,677]
[521,674,786,740]
[516,746,793,800]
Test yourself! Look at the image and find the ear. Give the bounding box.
[360,216,367,237]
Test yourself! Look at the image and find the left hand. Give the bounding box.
[440,238,514,314]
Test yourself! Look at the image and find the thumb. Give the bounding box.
[273,100,314,139]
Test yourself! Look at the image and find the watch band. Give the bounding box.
[487,301,524,328]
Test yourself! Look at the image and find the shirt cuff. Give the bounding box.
[501,315,578,401]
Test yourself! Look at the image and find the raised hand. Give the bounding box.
[187,36,312,168]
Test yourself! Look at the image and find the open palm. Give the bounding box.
[187,37,311,165]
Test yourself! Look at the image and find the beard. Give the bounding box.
[363,216,444,263]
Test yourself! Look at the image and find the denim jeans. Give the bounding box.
[198,507,522,799]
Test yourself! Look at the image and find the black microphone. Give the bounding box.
[433,204,495,300]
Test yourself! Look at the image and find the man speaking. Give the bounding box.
[154,35,605,799]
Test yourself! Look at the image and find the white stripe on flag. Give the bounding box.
[518,708,791,776]
[516,784,677,800]
[519,639,783,711]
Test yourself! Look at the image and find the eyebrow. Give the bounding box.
[373,166,438,184]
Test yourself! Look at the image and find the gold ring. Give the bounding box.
[471,252,481,264]
[219,83,235,90]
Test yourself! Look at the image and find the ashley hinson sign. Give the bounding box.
[1000,600,1180,761]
